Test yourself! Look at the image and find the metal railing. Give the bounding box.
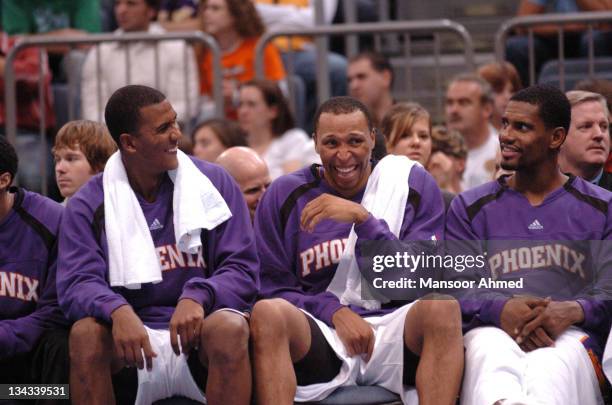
[341,0,399,58]
[495,11,612,88]
[255,19,475,116]
[4,31,221,195]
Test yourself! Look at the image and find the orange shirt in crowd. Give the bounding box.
[199,37,285,119]
[199,36,285,94]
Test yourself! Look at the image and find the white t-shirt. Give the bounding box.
[461,126,499,191]
[263,128,321,180]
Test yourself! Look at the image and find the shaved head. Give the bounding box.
[217,147,271,220]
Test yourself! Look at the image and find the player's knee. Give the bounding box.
[69,317,111,365]
[201,312,249,365]
[250,298,289,343]
[419,297,462,332]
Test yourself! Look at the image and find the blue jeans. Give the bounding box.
[282,50,348,132]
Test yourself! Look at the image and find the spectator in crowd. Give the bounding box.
[445,73,498,190]
[52,120,117,202]
[427,126,468,208]
[191,118,248,162]
[237,79,319,179]
[0,136,69,387]
[446,84,611,405]
[2,0,102,82]
[81,0,199,124]
[575,79,612,173]
[348,51,394,128]
[505,0,612,86]
[0,31,56,194]
[216,146,271,221]
[380,102,431,167]
[478,61,523,131]
[58,85,258,404]
[199,0,286,120]
[560,90,611,190]
[250,96,463,405]
[255,0,346,131]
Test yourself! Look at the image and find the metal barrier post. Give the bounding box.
[343,0,359,57]
[255,19,475,112]
[315,0,331,104]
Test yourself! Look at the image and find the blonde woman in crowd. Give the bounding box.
[380,102,432,167]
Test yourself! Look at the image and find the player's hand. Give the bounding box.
[499,296,549,339]
[169,298,205,355]
[519,326,555,352]
[300,194,370,232]
[111,305,157,370]
[517,300,584,345]
[331,307,375,361]
[512,304,554,352]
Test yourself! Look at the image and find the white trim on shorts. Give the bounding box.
[135,308,248,404]
[294,303,419,404]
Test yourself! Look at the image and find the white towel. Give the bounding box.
[327,155,416,310]
[103,150,232,289]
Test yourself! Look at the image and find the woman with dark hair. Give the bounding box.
[191,118,248,162]
[199,0,286,119]
[380,102,432,167]
[238,79,319,179]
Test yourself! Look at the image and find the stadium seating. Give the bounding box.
[538,57,612,89]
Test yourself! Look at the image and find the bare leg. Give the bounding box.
[69,317,117,405]
[198,310,251,405]
[250,299,312,405]
[404,297,464,405]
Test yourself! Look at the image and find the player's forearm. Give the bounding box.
[181,270,258,314]
[576,298,611,332]
[354,214,397,241]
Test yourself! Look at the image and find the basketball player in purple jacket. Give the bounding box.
[446,85,612,404]
[251,97,464,404]
[57,85,259,404]
[0,136,69,385]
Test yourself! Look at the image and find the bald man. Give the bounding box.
[217,147,271,220]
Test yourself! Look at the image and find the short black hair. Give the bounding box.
[0,136,18,186]
[313,96,374,134]
[510,84,571,134]
[104,85,166,149]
